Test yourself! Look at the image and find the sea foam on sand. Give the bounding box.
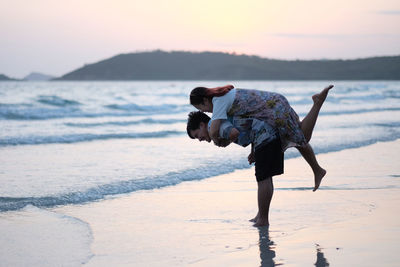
[0,205,93,267]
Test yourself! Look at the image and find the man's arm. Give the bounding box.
[248,143,255,164]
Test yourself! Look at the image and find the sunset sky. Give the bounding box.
[1,0,399,78]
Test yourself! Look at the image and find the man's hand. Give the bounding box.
[216,138,231,147]
[248,152,255,165]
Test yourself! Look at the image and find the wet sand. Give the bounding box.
[1,140,399,266]
[50,140,400,266]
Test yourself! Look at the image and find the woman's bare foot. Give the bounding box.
[313,168,327,192]
[312,85,333,107]
[253,217,269,227]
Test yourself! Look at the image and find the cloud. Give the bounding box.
[374,10,400,15]
[270,33,347,39]
[212,42,248,47]
[268,33,400,39]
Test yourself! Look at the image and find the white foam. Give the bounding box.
[0,205,93,266]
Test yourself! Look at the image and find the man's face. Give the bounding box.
[190,122,211,142]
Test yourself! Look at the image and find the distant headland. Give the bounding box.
[0,74,16,81]
[2,50,400,81]
[55,50,400,80]
[0,72,54,81]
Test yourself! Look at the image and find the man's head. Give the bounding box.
[186,111,211,142]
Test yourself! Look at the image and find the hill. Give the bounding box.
[0,74,15,81]
[24,72,54,81]
[55,50,400,80]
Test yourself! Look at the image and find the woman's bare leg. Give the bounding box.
[297,144,326,191]
[301,85,333,142]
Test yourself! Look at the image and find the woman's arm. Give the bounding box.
[217,127,239,147]
[229,127,239,142]
[209,119,222,145]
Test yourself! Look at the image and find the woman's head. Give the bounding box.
[189,84,234,113]
[189,87,213,112]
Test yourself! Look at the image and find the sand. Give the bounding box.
[2,140,400,266]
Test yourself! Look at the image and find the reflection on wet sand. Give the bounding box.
[258,228,330,267]
[258,227,277,266]
[315,244,329,267]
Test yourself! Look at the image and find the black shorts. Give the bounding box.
[254,138,284,182]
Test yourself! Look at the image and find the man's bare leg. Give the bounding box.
[254,178,273,227]
[301,85,333,142]
[297,144,326,191]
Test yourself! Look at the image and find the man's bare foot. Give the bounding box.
[313,168,327,192]
[253,218,269,227]
[249,214,259,222]
[312,85,333,107]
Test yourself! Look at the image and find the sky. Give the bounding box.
[1,0,399,78]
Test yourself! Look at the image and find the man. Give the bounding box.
[187,111,283,227]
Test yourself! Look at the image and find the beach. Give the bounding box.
[2,139,398,266]
[1,80,399,266]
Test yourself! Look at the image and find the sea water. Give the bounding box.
[0,81,399,212]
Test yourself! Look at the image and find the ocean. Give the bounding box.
[1,80,399,212]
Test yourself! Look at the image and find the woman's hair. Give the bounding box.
[189,85,234,105]
[186,111,211,139]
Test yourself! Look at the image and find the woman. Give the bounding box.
[189,84,333,192]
